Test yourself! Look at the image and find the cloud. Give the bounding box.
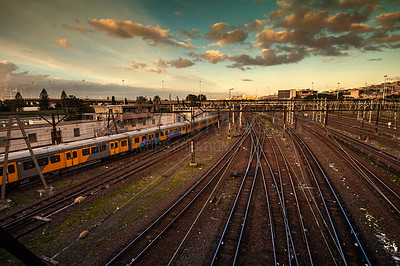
[88,18,193,48]
[205,22,248,47]
[167,58,195,68]
[241,78,252,81]
[368,58,382,61]
[56,39,70,48]
[227,47,308,70]
[131,60,147,69]
[174,11,185,16]
[0,60,18,75]
[321,58,343,63]
[145,68,166,74]
[155,59,168,68]
[179,28,201,39]
[375,11,400,31]
[200,50,226,64]
[205,22,231,41]
[244,19,263,32]
[216,28,248,47]
[64,24,94,33]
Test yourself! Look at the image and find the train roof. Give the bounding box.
[0,115,216,162]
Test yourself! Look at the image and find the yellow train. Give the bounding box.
[0,115,218,186]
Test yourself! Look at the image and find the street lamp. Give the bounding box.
[82,79,85,99]
[383,75,387,99]
[162,80,164,100]
[199,81,202,95]
[337,82,340,99]
[229,88,234,99]
[122,79,125,102]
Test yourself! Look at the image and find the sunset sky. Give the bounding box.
[0,0,399,100]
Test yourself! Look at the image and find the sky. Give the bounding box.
[0,0,399,100]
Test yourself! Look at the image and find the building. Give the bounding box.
[0,119,108,153]
[278,89,297,99]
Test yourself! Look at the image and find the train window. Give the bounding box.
[110,143,114,149]
[115,142,118,148]
[0,167,2,175]
[38,158,49,166]
[142,135,146,140]
[155,132,159,138]
[82,148,90,156]
[100,144,107,151]
[23,161,35,170]
[91,147,99,154]
[66,153,71,160]
[50,155,61,164]
[165,131,168,135]
[160,131,164,137]
[135,137,139,143]
[121,140,127,147]
[72,151,77,158]
[8,165,15,173]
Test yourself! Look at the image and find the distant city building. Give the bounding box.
[278,89,297,99]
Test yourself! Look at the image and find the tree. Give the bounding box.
[61,90,68,111]
[13,92,25,111]
[153,95,161,112]
[198,94,207,101]
[39,88,50,110]
[111,96,116,105]
[153,95,161,104]
[186,94,198,101]
[136,96,147,104]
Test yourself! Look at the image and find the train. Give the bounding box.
[0,115,218,187]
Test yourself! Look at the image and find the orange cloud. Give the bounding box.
[56,39,70,48]
[89,18,193,48]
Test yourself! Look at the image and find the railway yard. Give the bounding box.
[1,109,400,265]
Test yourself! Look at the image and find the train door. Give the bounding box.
[110,141,119,155]
[65,151,73,167]
[72,150,79,165]
[0,162,18,185]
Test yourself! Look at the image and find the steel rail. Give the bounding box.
[288,127,371,265]
[105,124,252,265]
[211,122,256,265]
[305,124,400,215]
[258,118,313,265]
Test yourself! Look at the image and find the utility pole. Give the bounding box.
[190,106,197,166]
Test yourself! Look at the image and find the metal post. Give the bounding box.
[227,121,231,139]
[0,227,46,266]
[190,141,196,166]
[375,102,381,133]
[16,116,49,190]
[1,117,13,202]
[369,102,372,123]
[239,104,242,128]
[361,103,365,129]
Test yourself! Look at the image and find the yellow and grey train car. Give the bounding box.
[0,115,217,186]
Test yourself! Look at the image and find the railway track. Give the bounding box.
[285,125,371,264]
[0,124,219,238]
[105,121,252,265]
[301,123,400,216]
